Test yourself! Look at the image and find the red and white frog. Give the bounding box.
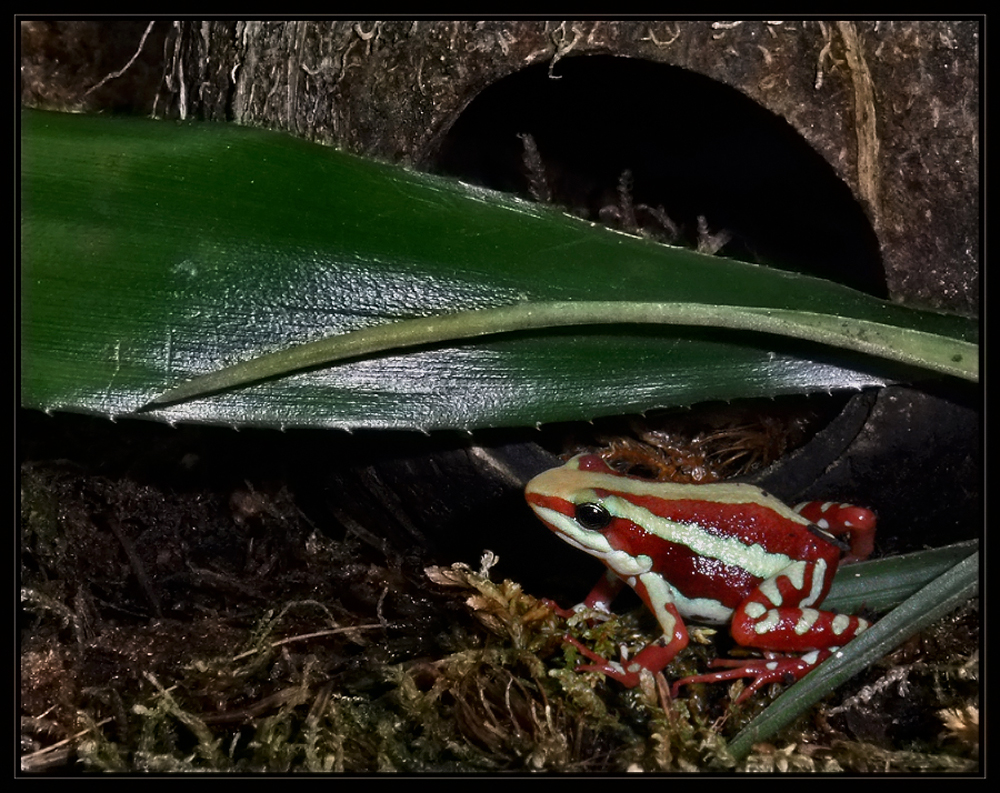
[525,453,876,703]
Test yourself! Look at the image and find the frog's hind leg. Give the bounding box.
[671,561,870,702]
[730,559,869,653]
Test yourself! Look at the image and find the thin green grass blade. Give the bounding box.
[825,540,978,614]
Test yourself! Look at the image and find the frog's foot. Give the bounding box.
[670,649,833,704]
[561,635,644,688]
[540,598,578,620]
[540,598,613,624]
[561,633,687,689]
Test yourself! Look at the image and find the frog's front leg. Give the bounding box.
[542,569,626,621]
[672,559,870,702]
[564,571,690,688]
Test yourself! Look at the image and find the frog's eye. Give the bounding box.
[574,502,612,531]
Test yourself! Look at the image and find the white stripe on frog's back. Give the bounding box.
[602,493,795,580]
[525,456,807,580]
[525,457,813,526]
[531,494,796,584]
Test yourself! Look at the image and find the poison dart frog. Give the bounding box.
[525,453,876,703]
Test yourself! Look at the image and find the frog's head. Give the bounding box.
[525,454,653,577]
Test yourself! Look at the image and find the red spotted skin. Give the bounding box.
[525,454,876,702]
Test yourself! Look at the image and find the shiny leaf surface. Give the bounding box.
[20,110,977,430]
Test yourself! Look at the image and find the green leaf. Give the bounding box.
[20,110,977,430]
[825,540,979,614]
